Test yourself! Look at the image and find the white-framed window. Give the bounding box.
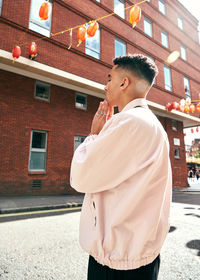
[174,148,180,159]
[0,0,3,15]
[29,0,52,37]
[85,28,100,59]
[35,80,50,101]
[74,135,87,151]
[184,77,191,98]
[144,17,152,37]
[180,45,187,61]
[177,16,183,30]
[114,0,125,19]
[29,130,48,172]
[161,31,168,48]
[146,55,156,84]
[158,0,166,15]
[115,38,126,58]
[75,92,87,110]
[164,65,172,91]
[172,120,178,131]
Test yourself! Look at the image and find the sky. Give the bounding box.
[178,0,200,146]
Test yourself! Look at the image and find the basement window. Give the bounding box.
[174,148,180,159]
[75,93,87,110]
[35,81,50,101]
[0,0,2,15]
[74,135,87,151]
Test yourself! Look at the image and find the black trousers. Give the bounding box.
[87,255,160,280]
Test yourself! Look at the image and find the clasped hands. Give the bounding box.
[90,100,113,135]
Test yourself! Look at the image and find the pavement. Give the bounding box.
[0,194,85,215]
[0,179,199,215]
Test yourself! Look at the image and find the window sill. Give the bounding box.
[174,157,180,159]
[28,172,47,175]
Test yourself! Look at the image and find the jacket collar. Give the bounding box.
[121,98,148,112]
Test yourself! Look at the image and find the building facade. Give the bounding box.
[0,0,200,195]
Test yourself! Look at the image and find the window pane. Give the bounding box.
[161,31,168,48]
[178,16,183,30]
[184,77,190,97]
[181,45,187,60]
[174,148,180,158]
[164,65,172,91]
[85,29,100,59]
[159,0,166,15]
[114,0,125,19]
[115,39,126,58]
[74,136,86,151]
[30,152,46,170]
[29,0,52,37]
[144,18,152,37]
[172,120,178,131]
[32,131,46,149]
[0,0,2,15]
[35,81,50,100]
[76,93,87,110]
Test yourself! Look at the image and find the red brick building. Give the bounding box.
[0,0,200,195]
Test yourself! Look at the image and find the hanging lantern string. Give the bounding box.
[19,0,147,47]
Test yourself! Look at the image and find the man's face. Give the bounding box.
[104,66,122,107]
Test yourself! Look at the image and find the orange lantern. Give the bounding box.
[196,127,199,133]
[29,42,37,59]
[196,103,200,112]
[191,128,194,133]
[189,104,195,113]
[129,6,141,28]
[77,25,87,47]
[39,1,51,21]
[184,105,190,113]
[12,46,21,62]
[87,21,99,37]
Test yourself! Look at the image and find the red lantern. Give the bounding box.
[184,105,190,113]
[39,1,51,21]
[191,128,194,133]
[29,42,37,59]
[12,46,21,62]
[166,103,173,111]
[171,102,179,110]
[129,6,141,28]
[189,104,195,113]
[196,103,200,112]
[196,127,199,133]
[77,25,87,47]
[184,133,186,137]
[87,21,99,37]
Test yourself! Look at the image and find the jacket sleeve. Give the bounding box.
[70,113,163,193]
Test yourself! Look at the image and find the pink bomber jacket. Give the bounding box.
[70,98,172,270]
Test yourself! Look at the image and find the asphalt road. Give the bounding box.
[0,192,199,280]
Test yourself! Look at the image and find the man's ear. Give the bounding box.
[120,77,129,89]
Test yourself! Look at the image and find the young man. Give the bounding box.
[70,54,172,280]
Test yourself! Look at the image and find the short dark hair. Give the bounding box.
[113,54,158,85]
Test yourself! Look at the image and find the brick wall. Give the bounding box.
[0,70,102,195]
